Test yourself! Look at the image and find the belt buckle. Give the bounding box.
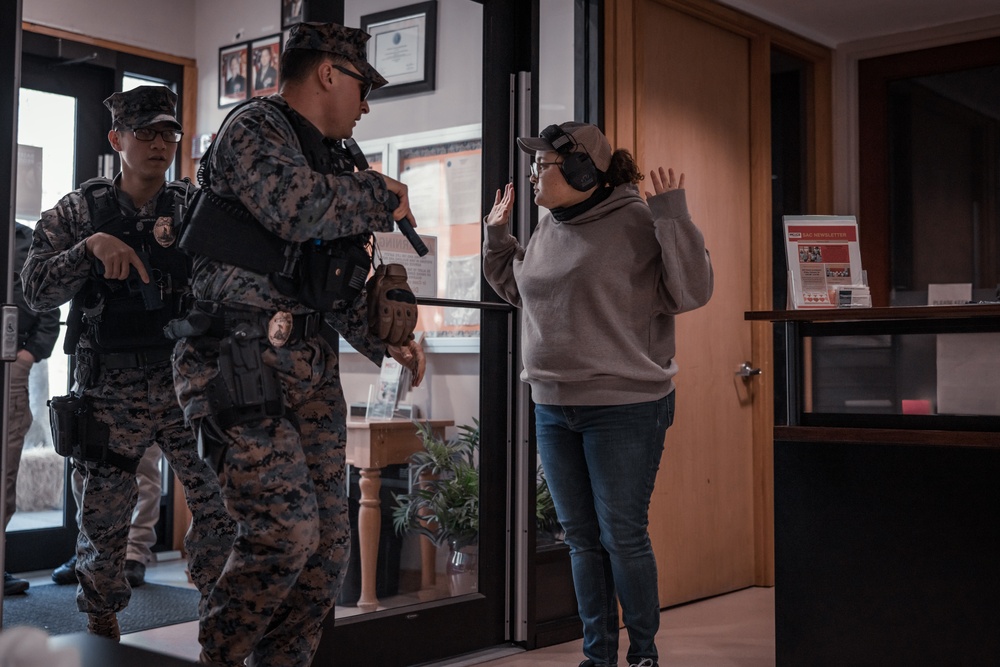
[268,311,293,347]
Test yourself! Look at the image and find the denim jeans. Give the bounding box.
[535,392,675,667]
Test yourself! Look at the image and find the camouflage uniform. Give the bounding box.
[172,23,394,667]
[21,87,235,624]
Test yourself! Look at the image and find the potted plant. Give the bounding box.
[392,420,480,595]
[535,464,563,542]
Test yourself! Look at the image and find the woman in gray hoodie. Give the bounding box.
[483,122,713,667]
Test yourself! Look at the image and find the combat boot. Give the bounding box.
[87,612,120,641]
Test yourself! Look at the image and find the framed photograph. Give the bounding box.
[281,0,305,30]
[219,44,250,108]
[361,1,437,100]
[250,34,282,97]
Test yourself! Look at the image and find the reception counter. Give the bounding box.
[747,305,1000,667]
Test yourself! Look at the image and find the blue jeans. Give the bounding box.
[535,393,675,667]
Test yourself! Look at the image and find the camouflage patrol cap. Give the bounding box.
[285,22,388,91]
[103,85,181,130]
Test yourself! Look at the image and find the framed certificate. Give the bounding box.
[361,1,437,100]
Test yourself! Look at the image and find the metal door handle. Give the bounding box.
[737,362,762,378]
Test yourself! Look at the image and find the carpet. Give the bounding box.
[2,582,200,635]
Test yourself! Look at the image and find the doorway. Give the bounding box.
[6,31,188,575]
[5,49,115,573]
[859,36,1000,306]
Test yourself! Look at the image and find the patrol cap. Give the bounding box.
[284,21,388,91]
[104,85,181,130]
[517,122,613,172]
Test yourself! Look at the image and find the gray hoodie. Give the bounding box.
[483,184,713,406]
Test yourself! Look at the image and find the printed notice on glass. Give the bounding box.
[783,216,864,309]
[374,232,438,298]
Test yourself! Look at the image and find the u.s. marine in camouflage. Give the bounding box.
[21,85,235,641]
[170,22,425,667]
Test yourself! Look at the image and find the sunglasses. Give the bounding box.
[333,65,373,101]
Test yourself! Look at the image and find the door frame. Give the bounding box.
[857,35,1000,306]
[22,22,199,181]
[603,0,832,587]
[3,25,197,573]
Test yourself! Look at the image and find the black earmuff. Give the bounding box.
[540,124,600,191]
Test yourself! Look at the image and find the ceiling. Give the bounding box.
[717,0,1000,46]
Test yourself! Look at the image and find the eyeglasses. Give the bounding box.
[529,160,562,178]
[333,65,373,101]
[130,127,184,143]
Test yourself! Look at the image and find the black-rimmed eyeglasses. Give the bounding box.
[333,65,373,101]
[129,127,184,143]
[529,160,562,178]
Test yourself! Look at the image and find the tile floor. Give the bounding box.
[13,556,776,666]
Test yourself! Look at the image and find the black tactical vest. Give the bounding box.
[71,178,195,354]
[179,98,372,311]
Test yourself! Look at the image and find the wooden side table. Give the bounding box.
[345,419,453,611]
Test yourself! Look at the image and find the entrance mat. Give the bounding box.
[2,582,200,635]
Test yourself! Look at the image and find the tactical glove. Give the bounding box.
[366,263,418,346]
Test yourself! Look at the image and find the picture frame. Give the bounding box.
[361,1,437,100]
[218,44,250,108]
[250,34,283,97]
[281,0,305,30]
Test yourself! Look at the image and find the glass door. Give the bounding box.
[313,1,523,664]
[6,51,115,572]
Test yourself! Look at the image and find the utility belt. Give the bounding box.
[46,393,139,474]
[166,302,310,430]
[98,348,174,370]
[165,301,323,347]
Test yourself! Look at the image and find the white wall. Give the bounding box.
[193,0,483,140]
[346,0,483,143]
[192,0,281,137]
[23,0,197,58]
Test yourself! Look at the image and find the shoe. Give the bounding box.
[87,612,120,641]
[124,559,146,587]
[629,660,657,667]
[4,571,29,595]
[51,555,78,585]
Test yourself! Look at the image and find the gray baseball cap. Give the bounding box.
[517,122,613,172]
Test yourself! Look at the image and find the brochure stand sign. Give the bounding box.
[783,215,866,309]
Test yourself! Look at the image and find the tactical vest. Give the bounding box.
[179,98,372,311]
[66,178,195,354]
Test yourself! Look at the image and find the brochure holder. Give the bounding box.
[783,215,867,309]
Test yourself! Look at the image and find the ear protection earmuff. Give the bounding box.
[540,124,600,192]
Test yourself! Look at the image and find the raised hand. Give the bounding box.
[645,166,685,199]
[485,182,515,227]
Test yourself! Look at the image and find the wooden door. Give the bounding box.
[606,0,832,606]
